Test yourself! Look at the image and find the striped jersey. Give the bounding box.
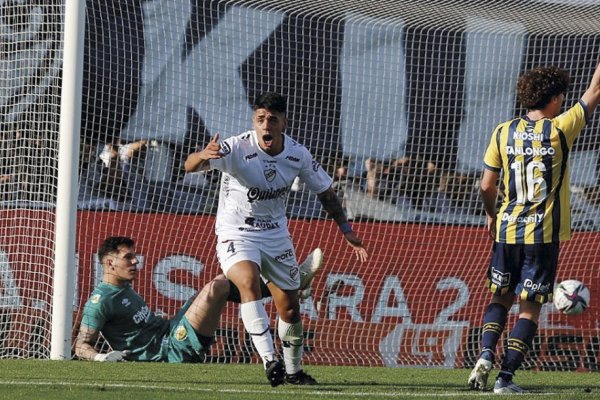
[209,130,332,240]
[483,100,589,244]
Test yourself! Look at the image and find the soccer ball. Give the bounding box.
[553,280,590,316]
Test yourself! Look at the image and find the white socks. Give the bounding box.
[278,319,304,374]
[240,300,305,373]
[240,300,275,367]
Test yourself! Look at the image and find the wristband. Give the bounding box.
[339,222,353,234]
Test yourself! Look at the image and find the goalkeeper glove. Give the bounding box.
[94,350,131,362]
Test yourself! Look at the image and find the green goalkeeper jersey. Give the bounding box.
[81,282,170,361]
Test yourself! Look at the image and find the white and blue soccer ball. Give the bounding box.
[553,279,590,316]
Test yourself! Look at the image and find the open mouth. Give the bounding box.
[263,134,273,146]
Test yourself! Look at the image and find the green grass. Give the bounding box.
[0,360,599,400]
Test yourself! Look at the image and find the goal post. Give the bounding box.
[0,0,599,371]
[50,0,85,360]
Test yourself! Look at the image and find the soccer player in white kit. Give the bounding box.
[185,92,368,386]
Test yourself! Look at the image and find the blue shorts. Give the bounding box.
[485,242,559,304]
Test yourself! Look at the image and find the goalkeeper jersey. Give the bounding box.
[81,282,169,361]
[483,100,589,244]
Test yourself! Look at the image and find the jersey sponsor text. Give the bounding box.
[133,305,152,324]
[501,213,543,224]
[246,186,290,203]
[513,131,545,141]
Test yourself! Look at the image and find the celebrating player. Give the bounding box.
[185,92,368,386]
[468,62,600,394]
[75,236,324,364]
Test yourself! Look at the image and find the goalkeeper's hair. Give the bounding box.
[516,66,570,110]
[97,236,135,263]
[253,92,287,113]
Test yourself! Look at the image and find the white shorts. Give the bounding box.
[216,235,300,290]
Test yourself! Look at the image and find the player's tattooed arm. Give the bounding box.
[75,325,102,361]
[318,186,369,262]
[317,186,347,225]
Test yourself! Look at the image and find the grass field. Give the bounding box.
[0,360,599,400]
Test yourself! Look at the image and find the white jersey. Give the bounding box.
[209,130,333,240]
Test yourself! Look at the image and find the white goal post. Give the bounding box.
[50,0,85,360]
[1,0,599,371]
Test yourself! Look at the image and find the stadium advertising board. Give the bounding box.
[0,210,598,369]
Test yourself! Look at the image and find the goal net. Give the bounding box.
[1,0,599,371]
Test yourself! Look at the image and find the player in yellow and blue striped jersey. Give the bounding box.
[469,62,600,394]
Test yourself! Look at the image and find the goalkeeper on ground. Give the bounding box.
[75,236,322,366]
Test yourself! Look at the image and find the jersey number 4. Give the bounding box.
[227,242,236,253]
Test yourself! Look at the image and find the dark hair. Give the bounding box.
[253,92,286,113]
[97,236,134,263]
[516,66,570,110]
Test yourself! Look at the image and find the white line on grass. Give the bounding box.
[0,379,560,397]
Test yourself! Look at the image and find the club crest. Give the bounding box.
[290,267,299,280]
[219,141,231,156]
[264,168,276,182]
[174,325,187,341]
